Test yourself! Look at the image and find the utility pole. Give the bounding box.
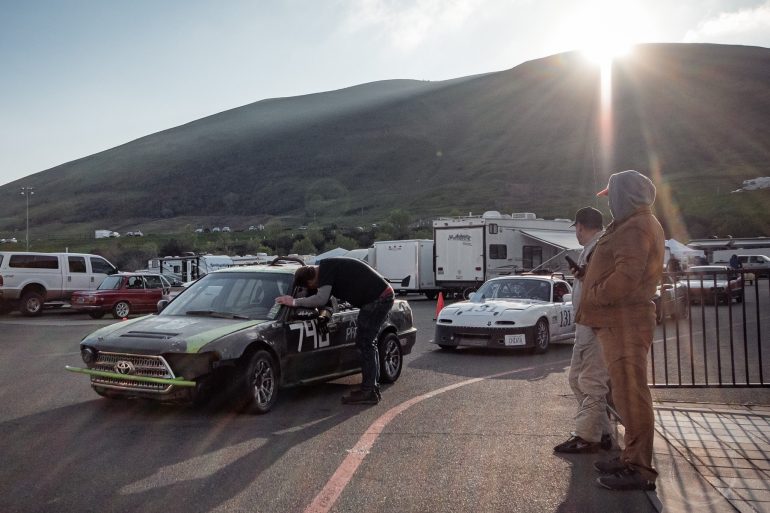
[20,187,34,251]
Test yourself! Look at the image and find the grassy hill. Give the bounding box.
[1,43,769,242]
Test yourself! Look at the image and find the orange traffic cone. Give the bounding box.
[434,292,445,320]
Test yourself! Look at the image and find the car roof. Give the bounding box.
[487,275,560,282]
[211,264,300,276]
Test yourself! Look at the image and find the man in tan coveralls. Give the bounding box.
[576,170,664,491]
[554,206,612,454]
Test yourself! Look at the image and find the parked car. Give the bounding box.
[125,230,144,237]
[434,275,575,353]
[71,272,172,319]
[0,251,118,315]
[653,276,689,323]
[737,255,770,278]
[685,266,743,304]
[65,259,417,413]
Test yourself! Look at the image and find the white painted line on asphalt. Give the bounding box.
[303,358,570,513]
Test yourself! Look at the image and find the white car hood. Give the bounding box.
[439,299,540,318]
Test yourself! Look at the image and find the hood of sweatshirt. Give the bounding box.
[605,170,657,222]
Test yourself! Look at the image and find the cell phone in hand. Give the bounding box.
[565,255,578,270]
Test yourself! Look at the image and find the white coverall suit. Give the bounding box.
[569,231,612,443]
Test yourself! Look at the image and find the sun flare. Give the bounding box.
[558,0,642,66]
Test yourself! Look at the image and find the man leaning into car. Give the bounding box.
[276,257,394,405]
[577,170,665,492]
[554,207,613,455]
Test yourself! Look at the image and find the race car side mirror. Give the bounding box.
[562,294,572,303]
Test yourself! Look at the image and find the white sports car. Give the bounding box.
[434,275,575,353]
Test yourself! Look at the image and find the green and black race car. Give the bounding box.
[66,258,417,413]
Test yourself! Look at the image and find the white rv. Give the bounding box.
[370,240,440,299]
[433,212,580,296]
[147,254,234,283]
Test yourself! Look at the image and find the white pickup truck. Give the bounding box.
[0,252,118,316]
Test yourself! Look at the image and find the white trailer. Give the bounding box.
[433,211,581,296]
[370,240,440,299]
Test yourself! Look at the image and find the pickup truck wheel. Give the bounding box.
[20,291,44,317]
[112,301,131,319]
[88,311,106,319]
[379,333,403,383]
[234,349,278,414]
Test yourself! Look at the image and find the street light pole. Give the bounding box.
[20,187,34,251]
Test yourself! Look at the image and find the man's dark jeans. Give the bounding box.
[356,295,394,393]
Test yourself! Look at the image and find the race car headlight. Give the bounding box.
[81,347,97,364]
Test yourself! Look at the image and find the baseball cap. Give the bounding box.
[571,206,604,229]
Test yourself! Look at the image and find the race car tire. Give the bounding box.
[532,318,550,354]
[20,291,44,317]
[112,301,131,319]
[378,332,402,383]
[88,311,106,319]
[235,349,278,414]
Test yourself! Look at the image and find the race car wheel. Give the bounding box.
[88,311,106,319]
[532,318,550,354]
[20,291,44,317]
[112,301,131,319]
[379,332,402,383]
[236,349,278,414]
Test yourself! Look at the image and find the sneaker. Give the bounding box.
[553,435,599,453]
[594,457,627,474]
[596,467,656,491]
[341,390,380,405]
[600,433,613,450]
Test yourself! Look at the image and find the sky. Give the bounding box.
[1,0,769,186]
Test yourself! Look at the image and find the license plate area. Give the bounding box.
[504,334,526,346]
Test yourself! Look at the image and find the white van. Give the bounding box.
[0,252,118,316]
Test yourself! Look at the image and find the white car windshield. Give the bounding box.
[162,272,293,320]
[475,278,551,302]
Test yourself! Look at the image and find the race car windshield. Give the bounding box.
[475,278,551,302]
[161,272,293,320]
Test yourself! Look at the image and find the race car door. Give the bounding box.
[551,280,574,338]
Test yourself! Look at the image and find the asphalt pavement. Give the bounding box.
[0,298,769,513]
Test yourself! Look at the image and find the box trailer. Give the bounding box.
[371,240,440,299]
[433,211,581,296]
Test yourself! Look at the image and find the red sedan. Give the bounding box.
[71,273,172,319]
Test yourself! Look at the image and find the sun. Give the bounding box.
[558,0,642,66]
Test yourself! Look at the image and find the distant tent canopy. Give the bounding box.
[665,239,705,264]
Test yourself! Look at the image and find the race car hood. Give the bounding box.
[439,299,540,318]
[80,314,268,355]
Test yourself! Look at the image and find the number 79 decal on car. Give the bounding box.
[290,319,330,351]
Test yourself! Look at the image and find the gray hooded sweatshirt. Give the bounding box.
[606,170,657,222]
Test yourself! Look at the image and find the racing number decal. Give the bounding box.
[559,310,572,327]
[290,320,330,352]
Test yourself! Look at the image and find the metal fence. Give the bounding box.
[649,269,769,388]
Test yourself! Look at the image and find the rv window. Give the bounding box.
[522,246,542,269]
[488,224,498,234]
[489,244,507,259]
